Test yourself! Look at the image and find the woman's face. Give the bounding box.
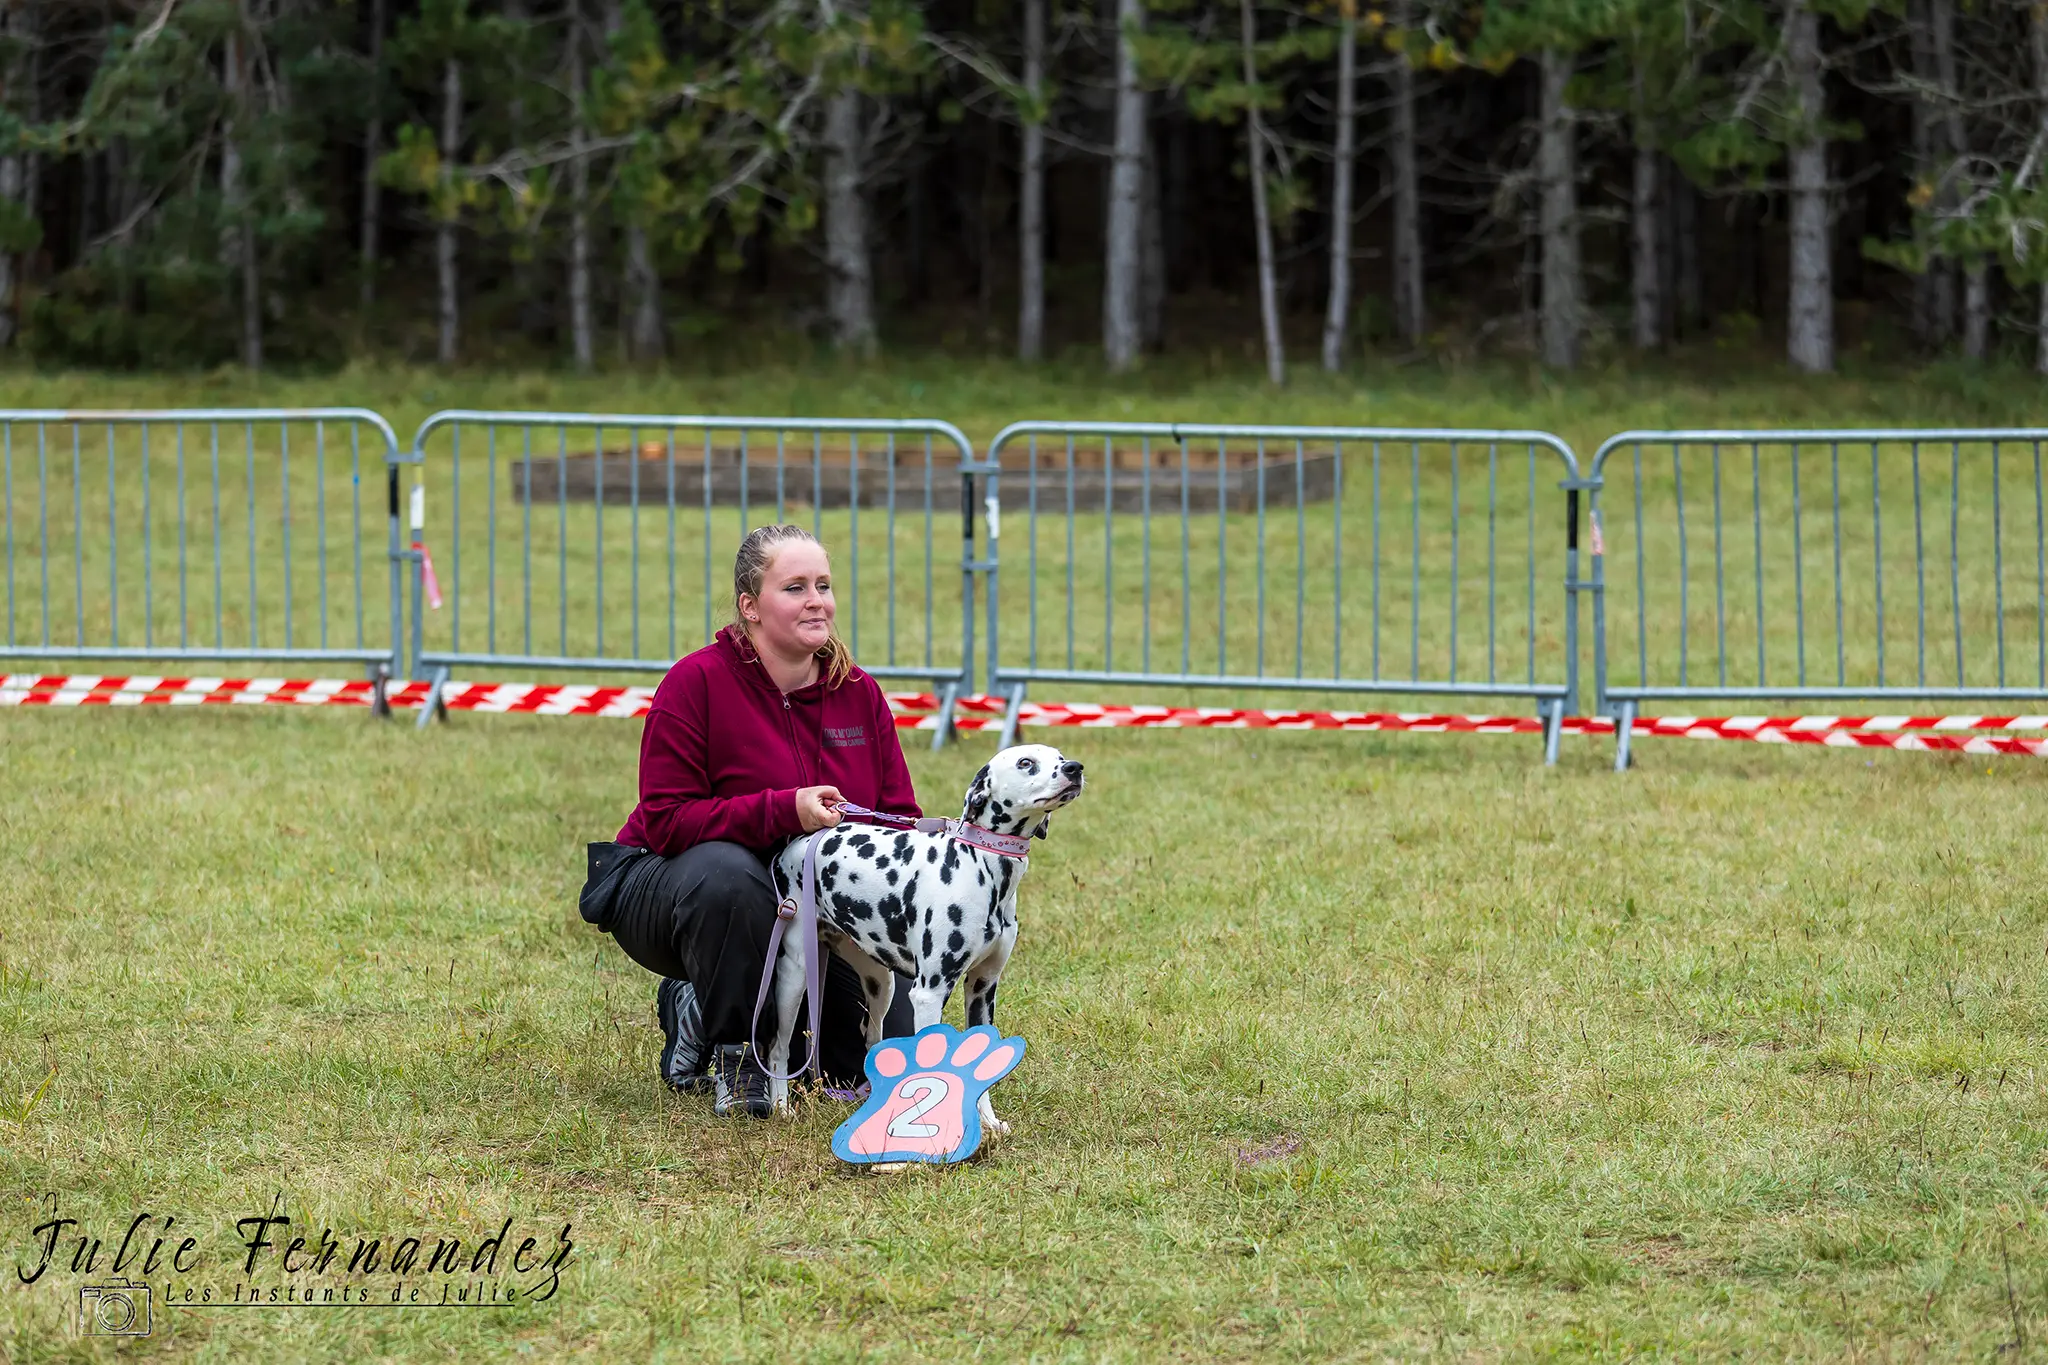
[744,541,835,657]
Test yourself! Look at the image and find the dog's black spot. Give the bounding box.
[940,842,959,884]
[925,973,941,990]
[848,835,876,859]
[893,833,913,859]
[939,950,967,979]
[975,867,986,887]
[871,854,890,870]
[877,894,912,939]
[948,905,963,926]
[921,928,933,957]
[926,847,938,864]
[822,835,842,856]
[947,930,964,952]
[886,869,899,886]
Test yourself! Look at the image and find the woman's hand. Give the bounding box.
[795,785,845,833]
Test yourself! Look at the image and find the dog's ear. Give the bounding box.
[963,764,992,822]
[1032,815,1051,840]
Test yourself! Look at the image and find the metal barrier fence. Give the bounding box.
[403,411,987,739]
[0,408,403,696]
[984,422,1587,761]
[19,410,2046,774]
[1590,429,2048,768]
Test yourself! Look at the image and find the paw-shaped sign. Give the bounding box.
[831,1023,1024,1166]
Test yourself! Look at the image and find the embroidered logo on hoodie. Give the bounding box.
[823,724,868,748]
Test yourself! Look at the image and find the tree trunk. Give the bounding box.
[2039,281,2048,378]
[1321,10,1356,372]
[1785,0,1832,373]
[1240,0,1284,385]
[1018,0,1046,360]
[504,0,545,339]
[437,57,460,365]
[1630,74,1661,350]
[605,0,660,359]
[1962,266,1988,359]
[0,2,23,348]
[18,0,34,280]
[360,0,385,314]
[2034,0,2048,375]
[1140,120,1164,352]
[1537,48,1579,370]
[1930,0,1987,359]
[1667,161,1700,335]
[1165,119,1190,285]
[1389,0,1423,347]
[1103,0,1145,371]
[222,28,261,369]
[625,228,660,358]
[221,45,242,270]
[0,151,16,349]
[823,87,875,353]
[1907,0,1943,348]
[1930,0,1961,343]
[567,2,593,371]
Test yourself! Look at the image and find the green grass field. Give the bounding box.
[2,705,2046,1360]
[4,356,2048,1359]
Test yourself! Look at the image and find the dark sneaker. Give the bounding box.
[711,1043,774,1119]
[657,978,708,1093]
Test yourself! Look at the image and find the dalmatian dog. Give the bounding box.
[764,743,1086,1128]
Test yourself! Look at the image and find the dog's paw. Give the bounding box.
[831,1024,1024,1165]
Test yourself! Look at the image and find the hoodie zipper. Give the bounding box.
[730,630,817,786]
[779,693,815,786]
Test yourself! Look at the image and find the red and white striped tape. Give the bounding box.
[2,674,394,707]
[6,674,2047,755]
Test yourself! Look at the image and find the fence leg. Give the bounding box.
[369,662,392,720]
[1612,700,1636,773]
[414,664,451,730]
[1541,697,1564,767]
[996,681,1028,751]
[929,679,961,752]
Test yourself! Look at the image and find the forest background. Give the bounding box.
[0,0,2044,385]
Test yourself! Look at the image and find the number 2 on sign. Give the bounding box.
[832,1023,1026,1165]
[884,1076,952,1139]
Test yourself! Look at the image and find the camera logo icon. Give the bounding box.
[78,1278,152,1336]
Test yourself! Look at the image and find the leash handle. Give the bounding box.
[830,800,950,835]
[746,833,826,1083]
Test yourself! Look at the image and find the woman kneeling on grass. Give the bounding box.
[577,524,918,1117]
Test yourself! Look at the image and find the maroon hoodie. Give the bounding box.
[615,626,921,857]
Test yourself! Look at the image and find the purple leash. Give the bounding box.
[835,801,1036,858]
[747,831,825,1084]
[745,803,1033,1088]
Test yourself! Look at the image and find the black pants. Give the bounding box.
[603,840,914,1085]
